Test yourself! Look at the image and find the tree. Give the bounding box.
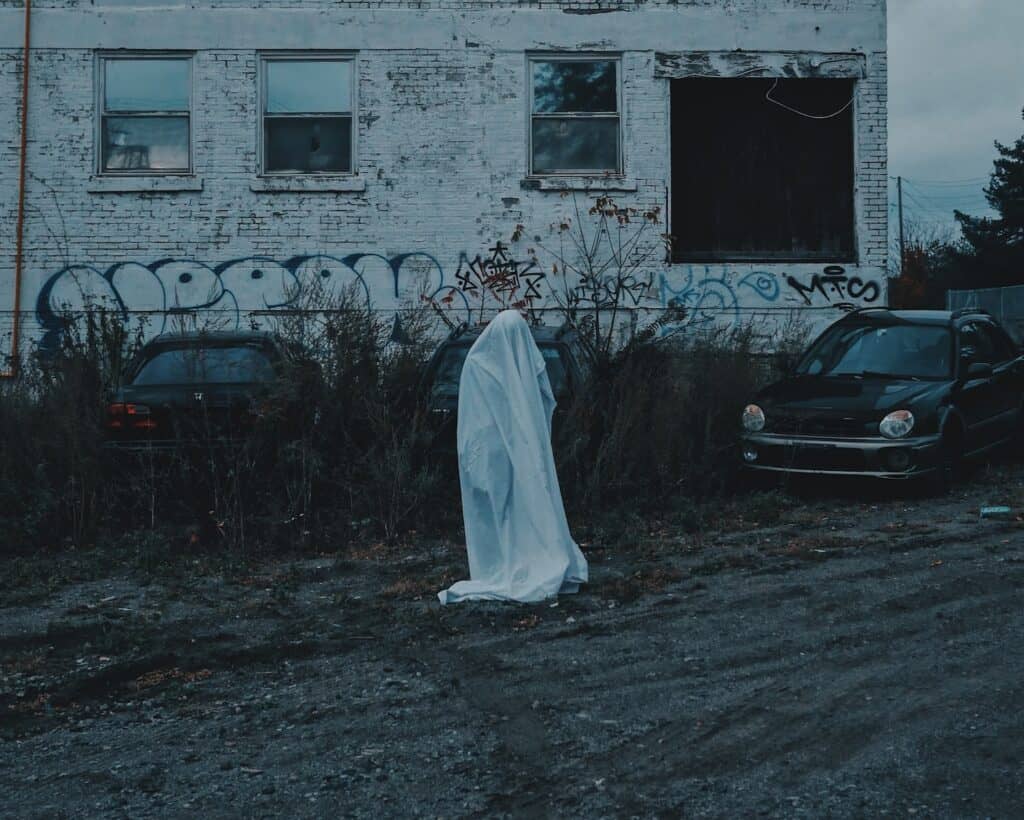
[888,218,959,309]
[953,107,1024,287]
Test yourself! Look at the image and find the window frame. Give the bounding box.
[257,51,358,177]
[527,53,623,177]
[95,51,194,177]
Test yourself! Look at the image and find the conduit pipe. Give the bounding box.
[5,0,31,378]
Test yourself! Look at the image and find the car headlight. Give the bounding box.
[879,410,915,439]
[742,404,766,433]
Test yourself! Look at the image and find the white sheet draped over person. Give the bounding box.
[438,310,588,605]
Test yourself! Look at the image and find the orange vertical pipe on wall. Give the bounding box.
[5,0,31,379]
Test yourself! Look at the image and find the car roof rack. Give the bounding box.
[847,306,891,315]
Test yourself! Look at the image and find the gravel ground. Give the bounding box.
[2,466,1024,819]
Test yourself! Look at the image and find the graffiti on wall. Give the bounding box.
[784,266,881,309]
[36,253,884,351]
[659,267,782,326]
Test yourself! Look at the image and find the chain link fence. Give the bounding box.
[947,286,1024,343]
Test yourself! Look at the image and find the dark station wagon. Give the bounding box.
[105,330,318,449]
[741,308,1024,487]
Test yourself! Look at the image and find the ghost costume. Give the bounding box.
[438,311,588,605]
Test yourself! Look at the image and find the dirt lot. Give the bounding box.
[3,466,1024,819]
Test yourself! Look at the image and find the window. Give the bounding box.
[960,322,1000,365]
[98,55,191,174]
[529,56,621,175]
[671,78,856,262]
[261,56,354,175]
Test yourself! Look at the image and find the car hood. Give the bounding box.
[757,375,950,417]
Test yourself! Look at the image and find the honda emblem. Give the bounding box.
[193,392,204,402]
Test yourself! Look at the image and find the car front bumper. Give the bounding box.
[740,432,944,479]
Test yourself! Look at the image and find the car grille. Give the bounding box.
[759,444,868,472]
[768,414,866,438]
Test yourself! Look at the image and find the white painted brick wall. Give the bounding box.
[0,0,887,362]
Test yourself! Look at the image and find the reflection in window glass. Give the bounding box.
[100,56,190,173]
[105,59,189,111]
[532,118,619,174]
[264,117,352,173]
[797,323,953,380]
[132,347,277,385]
[262,57,355,174]
[532,61,617,113]
[102,117,190,171]
[530,58,620,175]
[267,60,351,113]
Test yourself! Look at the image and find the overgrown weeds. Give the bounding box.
[0,295,804,558]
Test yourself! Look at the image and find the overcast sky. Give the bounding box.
[888,0,1023,231]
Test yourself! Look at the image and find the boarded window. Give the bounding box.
[262,57,354,174]
[100,56,190,173]
[530,58,621,175]
[671,78,855,262]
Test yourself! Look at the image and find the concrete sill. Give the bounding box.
[250,176,367,193]
[521,176,639,193]
[88,175,203,193]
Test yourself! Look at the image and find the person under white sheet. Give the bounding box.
[438,310,588,605]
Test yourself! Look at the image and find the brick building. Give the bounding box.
[0,0,887,367]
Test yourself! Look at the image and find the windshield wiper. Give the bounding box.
[848,370,921,381]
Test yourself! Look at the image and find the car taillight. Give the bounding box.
[107,403,156,431]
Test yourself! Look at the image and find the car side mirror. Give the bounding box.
[966,361,993,380]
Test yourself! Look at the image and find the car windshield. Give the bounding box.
[796,322,953,380]
[132,345,277,385]
[431,343,569,397]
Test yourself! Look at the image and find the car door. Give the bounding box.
[981,320,1024,439]
[956,321,1007,452]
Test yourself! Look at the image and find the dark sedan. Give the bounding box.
[105,331,317,449]
[741,308,1024,487]
[421,322,588,446]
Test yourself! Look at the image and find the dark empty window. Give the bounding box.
[99,56,191,173]
[262,57,353,174]
[671,78,855,262]
[530,57,621,175]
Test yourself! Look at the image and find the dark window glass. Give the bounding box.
[264,117,352,173]
[959,322,999,365]
[431,343,569,397]
[671,78,855,261]
[797,323,953,380]
[431,345,472,398]
[532,118,619,174]
[105,59,189,112]
[102,116,189,171]
[532,60,617,113]
[540,346,569,395]
[132,346,276,385]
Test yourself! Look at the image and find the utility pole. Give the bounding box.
[897,175,906,277]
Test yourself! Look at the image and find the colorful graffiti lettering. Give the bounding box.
[35,252,462,351]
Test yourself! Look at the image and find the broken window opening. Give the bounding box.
[670,78,856,262]
[261,56,354,175]
[99,55,191,174]
[529,56,621,175]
